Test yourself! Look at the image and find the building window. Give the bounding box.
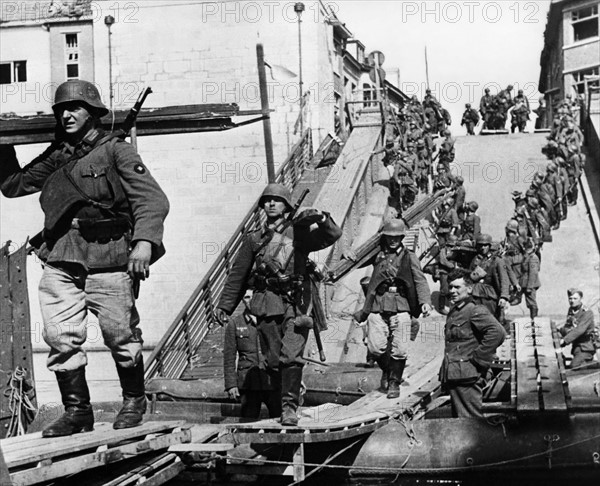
[65,33,80,79]
[0,61,27,84]
[572,67,600,94]
[572,5,599,41]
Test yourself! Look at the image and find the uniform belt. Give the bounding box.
[72,217,130,243]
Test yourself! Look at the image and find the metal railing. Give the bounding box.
[145,130,313,380]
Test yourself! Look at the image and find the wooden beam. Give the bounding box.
[0,104,265,145]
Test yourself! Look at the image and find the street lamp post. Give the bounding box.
[104,15,115,112]
[294,2,305,134]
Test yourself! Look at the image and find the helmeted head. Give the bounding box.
[443,129,451,137]
[455,175,464,185]
[525,189,537,198]
[505,219,519,234]
[52,80,108,117]
[437,163,447,172]
[426,88,431,94]
[476,233,493,252]
[381,219,406,250]
[507,84,513,90]
[484,88,490,94]
[259,183,293,212]
[528,198,540,209]
[444,196,455,207]
[382,219,407,237]
[467,201,479,212]
[466,103,472,108]
[518,89,523,95]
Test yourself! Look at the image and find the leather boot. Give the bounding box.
[280,366,302,426]
[113,359,147,430]
[42,368,94,437]
[376,354,390,392]
[386,358,406,399]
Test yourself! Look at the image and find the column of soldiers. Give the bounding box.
[478,85,531,132]
[377,90,455,215]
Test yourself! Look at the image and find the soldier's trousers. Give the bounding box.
[570,349,595,369]
[39,263,142,372]
[366,312,412,360]
[523,288,538,319]
[240,390,281,419]
[447,377,485,419]
[257,304,309,369]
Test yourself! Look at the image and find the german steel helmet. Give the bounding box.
[259,183,293,210]
[476,233,493,245]
[467,201,479,212]
[52,80,108,116]
[381,219,407,236]
[505,219,519,232]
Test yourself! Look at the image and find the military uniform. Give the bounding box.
[223,313,280,418]
[479,93,494,129]
[393,154,417,210]
[438,135,455,170]
[519,251,540,319]
[434,203,459,247]
[354,221,431,398]
[461,107,480,135]
[1,135,169,370]
[559,305,596,369]
[439,298,505,418]
[461,212,481,242]
[469,251,510,320]
[217,202,341,424]
[0,79,170,437]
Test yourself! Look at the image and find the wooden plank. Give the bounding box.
[534,317,569,412]
[60,452,183,486]
[225,355,444,439]
[9,428,191,486]
[293,444,305,482]
[0,243,13,433]
[1,421,186,467]
[515,318,542,412]
[169,443,232,452]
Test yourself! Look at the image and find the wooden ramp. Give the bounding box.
[514,317,571,415]
[220,354,443,445]
[0,421,191,486]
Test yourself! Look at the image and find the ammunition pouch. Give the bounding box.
[73,217,131,243]
[253,274,296,294]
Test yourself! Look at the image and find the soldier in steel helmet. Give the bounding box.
[479,88,494,130]
[438,129,455,170]
[215,183,342,426]
[353,219,432,399]
[0,80,169,437]
[468,234,510,324]
[452,175,466,212]
[460,201,481,242]
[461,103,480,135]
